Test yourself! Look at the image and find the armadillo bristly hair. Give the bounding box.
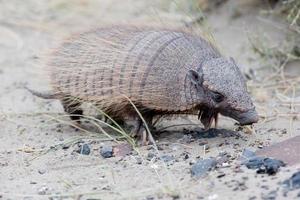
[49,26,221,114]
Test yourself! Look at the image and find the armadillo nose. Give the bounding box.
[238,109,259,125]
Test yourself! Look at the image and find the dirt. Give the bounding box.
[0,0,300,199]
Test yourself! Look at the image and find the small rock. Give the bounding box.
[76,143,91,155]
[245,157,285,175]
[38,169,46,175]
[38,186,49,195]
[146,196,155,200]
[191,158,217,178]
[217,151,230,165]
[135,157,143,164]
[100,145,113,158]
[217,172,226,178]
[113,143,132,157]
[261,190,277,200]
[282,171,300,190]
[181,152,190,160]
[147,152,156,161]
[101,185,111,190]
[221,163,230,168]
[240,148,256,162]
[62,144,70,150]
[241,149,285,175]
[160,155,175,163]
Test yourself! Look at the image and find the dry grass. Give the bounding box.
[246,0,300,135]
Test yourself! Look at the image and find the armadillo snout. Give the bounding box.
[235,108,259,125]
[221,108,259,125]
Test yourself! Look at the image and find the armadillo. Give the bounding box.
[29,26,259,143]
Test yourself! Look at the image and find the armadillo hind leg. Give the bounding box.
[125,115,155,146]
[61,96,83,123]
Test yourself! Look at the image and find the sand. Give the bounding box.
[0,0,300,199]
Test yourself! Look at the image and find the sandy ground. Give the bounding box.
[1,0,300,199]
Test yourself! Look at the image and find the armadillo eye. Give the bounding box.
[212,92,224,103]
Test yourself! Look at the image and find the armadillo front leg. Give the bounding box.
[61,97,83,124]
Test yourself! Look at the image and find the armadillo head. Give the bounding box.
[187,57,258,129]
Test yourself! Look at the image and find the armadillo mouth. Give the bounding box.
[221,108,259,126]
[198,107,219,130]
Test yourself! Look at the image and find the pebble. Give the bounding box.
[261,190,277,200]
[100,145,113,158]
[113,143,132,157]
[38,186,49,195]
[245,157,285,175]
[282,171,300,190]
[76,143,91,155]
[241,148,256,162]
[181,152,190,160]
[241,149,285,175]
[191,158,217,178]
[147,152,156,161]
[160,155,175,163]
[38,169,46,174]
[217,172,226,178]
[135,157,143,165]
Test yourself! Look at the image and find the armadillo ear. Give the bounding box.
[187,70,203,86]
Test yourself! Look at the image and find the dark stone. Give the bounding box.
[241,148,256,161]
[100,145,113,158]
[241,148,285,175]
[245,157,285,175]
[38,169,46,174]
[181,152,190,160]
[146,196,154,200]
[147,152,156,161]
[217,172,226,178]
[76,143,91,155]
[261,190,277,200]
[191,158,217,178]
[282,171,300,190]
[136,157,142,165]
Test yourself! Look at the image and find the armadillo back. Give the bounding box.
[49,26,220,112]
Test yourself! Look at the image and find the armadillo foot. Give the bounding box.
[126,118,155,146]
[128,119,142,138]
[61,97,83,124]
[136,126,156,146]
